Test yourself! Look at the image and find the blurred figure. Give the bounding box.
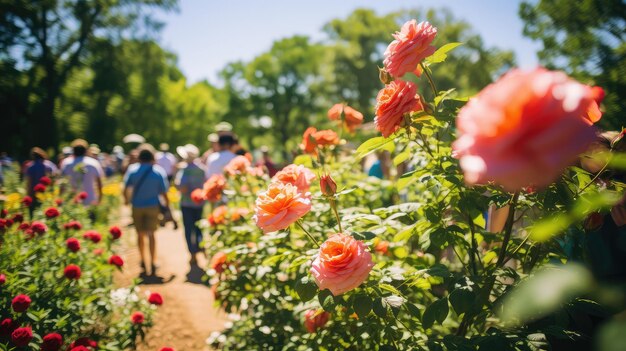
[112,145,125,174]
[367,151,390,179]
[24,147,58,216]
[57,146,73,166]
[123,144,169,276]
[155,143,177,181]
[175,144,206,265]
[257,146,278,177]
[61,139,104,221]
[206,134,236,178]
[201,133,219,164]
[122,148,139,174]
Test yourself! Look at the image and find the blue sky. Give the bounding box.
[156,0,541,84]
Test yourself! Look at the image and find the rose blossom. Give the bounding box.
[272,164,316,193]
[0,209,6,218]
[12,213,24,223]
[44,207,60,218]
[304,309,330,333]
[130,311,145,324]
[313,129,340,146]
[30,221,47,234]
[253,182,311,233]
[209,252,228,274]
[83,230,102,243]
[34,183,47,192]
[190,188,205,204]
[0,273,5,285]
[582,86,604,125]
[64,264,81,280]
[66,238,81,252]
[22,196,33,207]
[159,348,175,351]
[109,226,122,240]
[383,20,437,78]
[310,233,374,296]
[224,155,251,176]
[453,68,598,192]
[41,332,63,351]
[208,205,228,226]
[77,191,88,200]
[39,176,52,185]
[320,174,338,197]
[148,292,163,305]
[69,337,97,349]
[11,326,32,347]
[108,255,124,268]
[375,80,424,137]
[63,220,82,230]
[300,127,318,154]
[343,106,364,132]
[202,174,226,202]
[0,318,17,336]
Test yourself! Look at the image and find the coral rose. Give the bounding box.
[272,164,316,193]
[343,106,364,132]
[202,174,226,202]
[209,252,228,273]
[313,129,340,146]
[224,155,251,176]
[375,240,389,255]
[304,309,330,333]
[109,226,122,240]
[148,292,163,306]
[253,182,311,233]
[320,174,338,197]
[383,20,437,78]
[11,326,32,347]
[66,238,81,252]
[41,332,63,351]
[130,311,145,324]
[12,294,31,312]
[453,68,598,192]
[208,205,228,226]
[582,86,604,125]
[327,103,343,120]
[375,80,424,137]
[190,188,205,204]
[45,207,60,218]
[300,127,318,154]
[108,255,124,268]
[64,264,81,280]
[310,233,374,296]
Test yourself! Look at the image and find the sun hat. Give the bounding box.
[176,144,200,160]
[207,133,219,143]
[215,122,233,132]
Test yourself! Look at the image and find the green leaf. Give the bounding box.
[379,283,402,295]
[353,294,373,319]
[597,319,626,351]
[373,297,388,318]
[393,150,410,166]
[318,289,335,312]
[499,264,593,325]
[406,303,422,320]
[295,277,318,302]
[355,136,394,159]
[449,287,475,315]
[425,42,463,64]
[422,298,449,328]
[293,154,313,167]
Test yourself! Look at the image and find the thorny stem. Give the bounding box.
[295,220,320,249]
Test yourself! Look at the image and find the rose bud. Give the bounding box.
[320,174,337,197]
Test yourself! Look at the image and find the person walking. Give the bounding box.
[175,144,206,265]
[24,147,59,216]
[155,143,177,181]
[60,139,103,221]
[123,144,170,276]
[205,133,236,178]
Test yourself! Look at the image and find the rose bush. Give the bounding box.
[0,173,159,350]
[200,16,625,351]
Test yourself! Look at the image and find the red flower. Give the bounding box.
[93,248,104,256]
[5,218,13,227]
[12,294,31,312]
[77,191,88,200]
[303,309,330,333]
[69,337,97,350]
[22,196,33,207]
[64,220,82,230]
[0,318,17,337]
[11,326,33,347]
[0,209,6,218]
[375,240,390,255]
[66,238,81,252]
[44,207,60,218]
[0,274,5,284]
[34,183,47,193]
[64,264,81,280]
[159,348,175,351]
[83,230,101,243]
[55,198,63,206]
[18,222,30,231]
[148,292,163,306]
[130,311,145,324]
[12,213,24,223]
[30,221,47,234]
[209,252,228,273]
[190,188,205,204]
[39,176,52,185]
[109,226,122,240]
[108,255,124,268]
[41,332,63,351]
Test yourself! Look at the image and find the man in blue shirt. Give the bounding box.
[123,145,169,276]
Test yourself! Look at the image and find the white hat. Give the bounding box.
[176,144,200,160]
[207,133,219,143]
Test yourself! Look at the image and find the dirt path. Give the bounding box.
[115,205,225,351]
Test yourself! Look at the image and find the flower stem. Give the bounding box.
[296,220,320,249]
[329,198,343,233]
[420,62,438,97]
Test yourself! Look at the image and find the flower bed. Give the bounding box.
[0,174,162,350]
[199,18,625,351]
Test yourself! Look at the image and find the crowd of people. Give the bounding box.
[2,122,280,277]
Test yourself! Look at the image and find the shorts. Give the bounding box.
[132,206,160,232]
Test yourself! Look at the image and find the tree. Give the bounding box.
[520,0,626,129]
[0,0,177,155]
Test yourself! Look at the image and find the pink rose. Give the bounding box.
[272,164,316,193]
[253,182,311,233]
[310,233,374,296]
[383,20,437,78]
[453,68,598,192]
[304,309,330,333]
[375,80,424,137]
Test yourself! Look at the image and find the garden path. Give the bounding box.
[115,206,225,351]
